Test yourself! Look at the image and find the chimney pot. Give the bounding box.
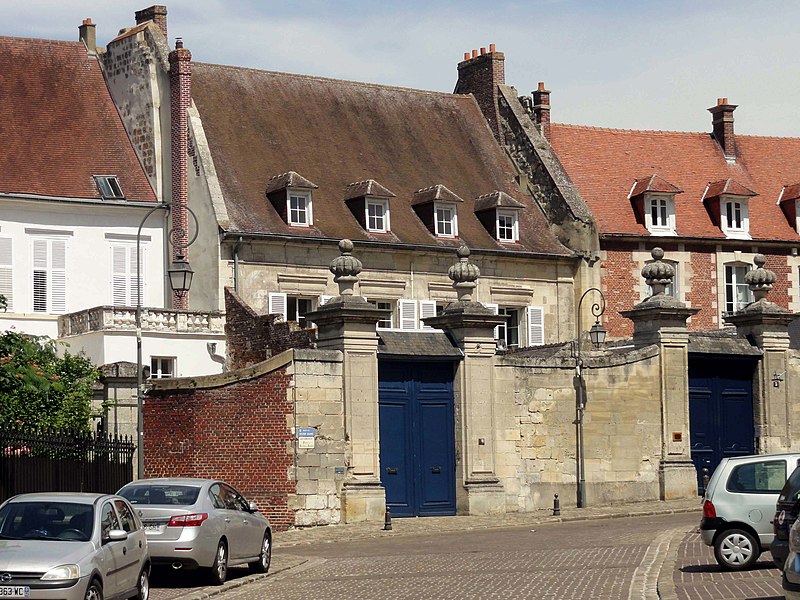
[538,81,546,91]
[480,47,486,55]
[82,18,93,25]
[489,43,496,52]
[464,52,470,60]
[471,49,478,58]
[175,37,183,49]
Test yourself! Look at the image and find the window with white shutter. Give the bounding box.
[419,300,437,330]
[526,306,545,346]
[0,238,12,311]
[111,243,144,307]
[268,292,288,321]
[484,303,500,342]
[32,237,67,314]
[398,299,418,330]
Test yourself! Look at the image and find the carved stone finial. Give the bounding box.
[745,254,776,301]
[329,239,362,296]
[642,247,675,297]
[448,246,480,302]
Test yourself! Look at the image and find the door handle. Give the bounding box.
[431,466,441,474]
[225,518,231,523]
[122,547,127,555]
[386,467,398,475]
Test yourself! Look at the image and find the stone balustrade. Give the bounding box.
[58,306,225,337]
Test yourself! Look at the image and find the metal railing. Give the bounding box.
[0,427,135,501]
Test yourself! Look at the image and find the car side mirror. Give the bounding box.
[248,501,259,513]
[104,529,129,544]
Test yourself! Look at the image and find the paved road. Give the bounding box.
[148,508,789,600]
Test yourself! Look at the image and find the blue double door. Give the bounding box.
[378,360,457,517]
[689,356,756,494]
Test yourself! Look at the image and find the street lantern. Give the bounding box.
[167,254,194,297]
[588,320,607,347]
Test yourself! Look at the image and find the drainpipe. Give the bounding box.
[233,236,243,292]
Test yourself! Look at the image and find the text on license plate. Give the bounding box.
[144,524,160,531]
[0,587,30,598]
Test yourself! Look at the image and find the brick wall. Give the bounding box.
[455,48,505,141]
[224,287,314,370]
[600,247,638,338]
[686,245,717,330]
[144,367,296,530]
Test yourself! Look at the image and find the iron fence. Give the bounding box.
[0,427,135,502]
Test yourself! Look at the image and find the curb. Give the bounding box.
[655,526,693,600]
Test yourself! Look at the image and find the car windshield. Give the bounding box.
[120,484,201,506]
[0,501,93,541]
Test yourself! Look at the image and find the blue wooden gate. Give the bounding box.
[378,360,456,517]
[689,356,757,494]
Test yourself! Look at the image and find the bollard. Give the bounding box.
[383,506,393,531]
[552,493,560,516]
[702,468,710,496]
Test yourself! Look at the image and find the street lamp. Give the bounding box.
[136,204,197,479]
[575,287,606,509]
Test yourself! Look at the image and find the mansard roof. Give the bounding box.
[343,179,396,201]
[629,174,683,198]
[191,63,569,255]
[703,178,757,200]
[550,123,800,240]
[0,36,156,202]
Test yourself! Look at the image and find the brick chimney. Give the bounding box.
[135,5,168,40]
[455,43,505,141]
[532,81,551,142]
[78,18,97,54]
[708,97,737,159]
[168,38,192,309]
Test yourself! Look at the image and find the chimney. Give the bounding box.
[708,97,737,159]
[78,18,97,54]
[135,5,168,40]
[454,43,505,141]
[168,38,192,309]
[532,81,551,143]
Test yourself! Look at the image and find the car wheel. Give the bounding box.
[714,528,760,570]
[131,567,149,600]
[84,579,103,600]
[208,539,228,585]
[249,532,272,574]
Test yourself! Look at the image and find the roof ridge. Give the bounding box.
[193,61,469,100]
[552,122,711,136]
[0,35,85,47]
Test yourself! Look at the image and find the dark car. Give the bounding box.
[772,465,800,570]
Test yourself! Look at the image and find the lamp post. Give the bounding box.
[136,204,197,479]
[575,287,606,508]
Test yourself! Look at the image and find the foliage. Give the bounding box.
[0,294,6,312]
[0,331,100,433]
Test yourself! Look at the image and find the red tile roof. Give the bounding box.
[191,63,568,255]
[703,178,757,200]
[629,174,682,198]
[0,37,156,202]
[550,123,800,240]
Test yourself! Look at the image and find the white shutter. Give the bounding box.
[398,299,418,330]
[319,295,333,306]
[485,303,500,340]
[50,239,66,313]
[268,292,288,321]
[132,245,145,307]
[0,238,12,311]
[112,245,128,306]
[419,300,437,330]
[32,238,48,312]
[526,306,544,346]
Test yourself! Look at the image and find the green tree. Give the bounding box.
[0,330,100,432]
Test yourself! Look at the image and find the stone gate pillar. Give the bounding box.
[305,240,390,523]
[425,246,507,515]
[620,248,699,500]
[725,255,798,453]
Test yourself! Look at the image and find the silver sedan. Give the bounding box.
[0,492,150,600]
[117,478,271,585]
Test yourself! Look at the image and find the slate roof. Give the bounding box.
[687,329,762,356]
[377,331,462,359]
[550,123,800,240]
[191,63,569,255]
[0,37,156,202]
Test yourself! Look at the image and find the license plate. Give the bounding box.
[143,524,161,532]
[0,587,30,598]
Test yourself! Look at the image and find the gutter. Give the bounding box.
[600,233,800,248]
[220,231,581,262]
[0,192,160,208]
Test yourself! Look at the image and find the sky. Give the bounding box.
[4,0,799,137]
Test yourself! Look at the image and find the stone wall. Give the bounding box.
[495,343,662,509]
[145,348,346,531]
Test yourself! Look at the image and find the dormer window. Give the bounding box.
[473,191,525,244]
[344,179,396,234]
[412,185,463,239]
[777,183,800,232]
[628,175,681,236]
[288,191,312,227]
[435,203,457,237]
[265,171,318,228]
[366,198,389,232]
[702,178,755,240]
[497,210,518,242]
[94,175,124,199]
